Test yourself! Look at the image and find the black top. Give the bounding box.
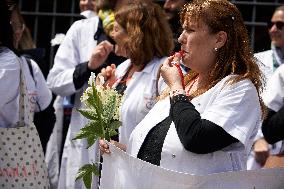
[137,94,239,165]
[137,116,172,166]
[262,107,284,144]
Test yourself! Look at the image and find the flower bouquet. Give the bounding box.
[73,73,123,188]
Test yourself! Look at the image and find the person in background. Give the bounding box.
[1,1,51,131]
[79,0,97,18]
[10,3,56,154]
[247,5,284,170]
[163,0,190,52]
[46,0,127,188]
[261,63,284,157]
[101,0,265,175]
[97,1,173,147]
[0,0,21,128]
[159,0,191,72]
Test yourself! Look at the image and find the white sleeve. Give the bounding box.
[0,52,20,109]
[30,59,52,111]
[202,79,261,147]
[262,64,284,112]
[47,21,81,97]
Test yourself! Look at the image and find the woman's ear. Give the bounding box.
[215,31,227,49]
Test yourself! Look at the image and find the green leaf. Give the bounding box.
[72,123,96,140]
[90,83,105,137]
[109,120,121,130]
[77,109,98,120]
[75,163,100,189]
[73,122,105,148]
[83,172,92,189]
[108,129,118,138]
[91,83,103,115]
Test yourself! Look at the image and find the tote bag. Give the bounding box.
[0,60,50,188]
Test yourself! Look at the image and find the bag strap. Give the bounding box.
[18,57,33,126]
[26,57,34,78]
[24,57,42,111]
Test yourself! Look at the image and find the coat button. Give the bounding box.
[172,154,176,158]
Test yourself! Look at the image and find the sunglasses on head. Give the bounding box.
[267,21,284,30]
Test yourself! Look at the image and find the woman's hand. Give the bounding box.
[99,139,127,155]
[160,56,184,91]
[253,138,269,166]
[99,139,110,154]
[88,41,114,70]
[100,64,116,87]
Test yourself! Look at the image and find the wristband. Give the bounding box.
[169,89,185,97]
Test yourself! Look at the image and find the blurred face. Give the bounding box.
[79,0,96,12]
[10,10,25,49]
[110,21,128,57]
[269,10,284,48]
[163,0,187,20]
[178,20,217,74]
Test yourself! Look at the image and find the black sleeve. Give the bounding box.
[262,107,284,144]
[170,94,239,154]
[73,62,108,90]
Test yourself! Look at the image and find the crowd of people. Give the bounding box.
[1,0,284,189]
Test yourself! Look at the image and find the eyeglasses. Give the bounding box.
[267,21,284,30]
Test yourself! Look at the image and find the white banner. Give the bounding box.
[99,144,284,189]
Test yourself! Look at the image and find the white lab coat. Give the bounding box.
[128,75,261,174]
[0,47,51,128]
[46,16,100,189]
[247,50,283,170]
[112,57,167,145]
[262,63,284,154]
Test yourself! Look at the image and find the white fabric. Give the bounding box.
[100,144,284,189]
[80,10,97,19]
[113,57,167,144]
[262,64,284,154]
[262,63,284,112]
[247,50,284,170]
[0,47,51,128]
[128,75,261,174]
[46,16,100,189]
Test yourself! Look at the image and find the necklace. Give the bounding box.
[185,76,198,96]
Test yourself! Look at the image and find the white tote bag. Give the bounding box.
[0,60,50,188]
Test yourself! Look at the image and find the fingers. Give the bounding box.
[100,41,114,54]
[105,66,113,77]
[111,64,116,69]
[88,41,114,70]
[99,139,110,154]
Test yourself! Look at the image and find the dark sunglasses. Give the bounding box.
[267,21,284,30]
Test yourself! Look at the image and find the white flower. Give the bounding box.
[50,33,66,46]
[88,72,96,85]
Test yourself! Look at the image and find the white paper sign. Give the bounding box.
[99,144,284,189]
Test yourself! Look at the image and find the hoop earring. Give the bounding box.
[214,47,218,52]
